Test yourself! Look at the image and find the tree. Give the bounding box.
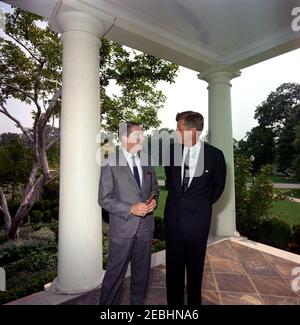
[236,126,275,174]
[254,83,300,135]
[254,83,300,174]
[0,8,178,239]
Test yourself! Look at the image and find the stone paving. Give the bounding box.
[120,239,300,305]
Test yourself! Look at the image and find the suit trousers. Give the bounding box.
[99,217,153,305]
[166,218,208,305]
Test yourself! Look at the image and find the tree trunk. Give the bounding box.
[0,186,12,236]
[8,175,48,239]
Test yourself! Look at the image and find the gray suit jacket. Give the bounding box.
[98,148,159,239]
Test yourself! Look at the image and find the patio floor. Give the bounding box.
[120,238,300,305]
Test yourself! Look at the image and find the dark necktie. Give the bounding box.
[182,149,190,192]
[131,155,141,188]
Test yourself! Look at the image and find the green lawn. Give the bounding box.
[154,166,165,180]
[269,175,300,184]
[154,186,167,219]
[270,200,300,227]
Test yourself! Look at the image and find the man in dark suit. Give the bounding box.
[164,111,226,305]
[98,122,159,305]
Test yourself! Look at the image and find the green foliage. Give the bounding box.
[0,133,33,185]
[41,181,59,201]
[99,38,178,133]
[291,224,300,247]
[258,217,291,250]
[235,126,275,173]
[43,209,52,223]
[154,216,165,240]
[28,226,55,241]
[0,9,63,106]
[52,207,59,221]
[254,83,300,175]
[0,238,56,266]
[235,154,274,239]
[152,239,166,253]
[42,199,52,210]
[30,210,43,224]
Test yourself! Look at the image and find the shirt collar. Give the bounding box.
[121,146,140,161]
[184,138,201,153]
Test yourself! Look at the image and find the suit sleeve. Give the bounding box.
[151,166,160,205]
[211,150,226,205]
[98,164,132,221]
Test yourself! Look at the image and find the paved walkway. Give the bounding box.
[120,239,300,305]
[273,183,300,189]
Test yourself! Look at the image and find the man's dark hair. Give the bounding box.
[176,111,204,131]
[119,121,141,139]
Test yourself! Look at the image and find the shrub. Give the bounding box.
[0,239,54,266]
[42,181,59,201]
[51,198,59,209]
[43,209,52,223]
[52,207,59,220]
[29,227,56,242]
[235,154,274,240]
[291,224,300,247]
[154,216,165,240]
[152,239,166,253]
[42,199,52,210]
[30,210,43,224]
[258,217,291,250]
[32,200,45,212]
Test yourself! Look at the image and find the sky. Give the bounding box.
[0,2,300,141]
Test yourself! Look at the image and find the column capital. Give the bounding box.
[53,11,105,39]
[198,65,241,85]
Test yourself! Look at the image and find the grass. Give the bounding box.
[270,200,300,227]
[269,175,300,184]
[154,186,167,219]
[154,166,165,180]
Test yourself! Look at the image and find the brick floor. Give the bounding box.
[120,239,300,305]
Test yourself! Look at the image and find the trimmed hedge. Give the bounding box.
[258,217,291,250]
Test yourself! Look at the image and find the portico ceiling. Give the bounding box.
[3,0,300,71]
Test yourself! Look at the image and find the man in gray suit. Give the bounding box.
[98,122,159,305]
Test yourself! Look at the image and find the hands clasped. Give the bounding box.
[130,199,157,217]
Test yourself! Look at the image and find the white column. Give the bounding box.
[199,67,241,237]
[52,11,104,293]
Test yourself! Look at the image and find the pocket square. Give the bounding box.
[205,170,209,173]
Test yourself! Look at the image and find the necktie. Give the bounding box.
[131,155,141,188]
[182,149,190,192]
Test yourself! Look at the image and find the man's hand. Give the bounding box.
[130,203,148,217]
[146,199,156,214]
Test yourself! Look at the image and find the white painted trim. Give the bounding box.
[221,27,300,66]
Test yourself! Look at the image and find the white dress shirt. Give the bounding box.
[181,139,201,187]
[122,147,143,187]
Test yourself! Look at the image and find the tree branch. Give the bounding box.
[46,135,60,151]
[6,84,37,105]
[5,32,42,64]
[0,103,33,143]
[39,86,62,130]
[0,186,12,235]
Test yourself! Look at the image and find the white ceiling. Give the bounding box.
[3,0,300,71]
